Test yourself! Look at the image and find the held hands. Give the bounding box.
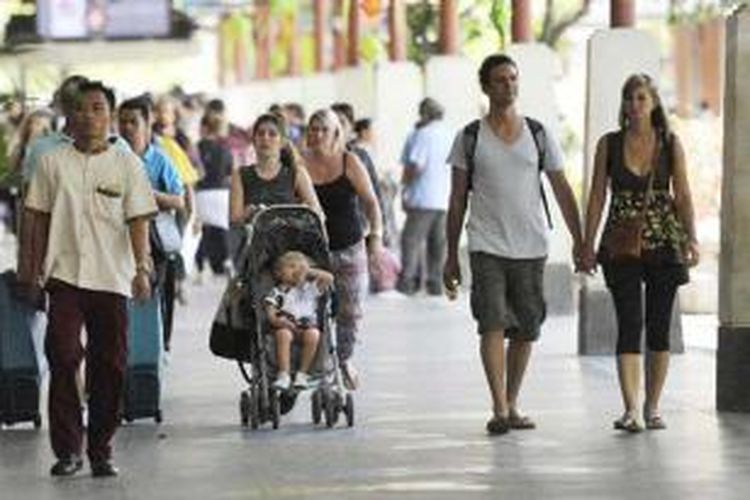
[576,241,598,275]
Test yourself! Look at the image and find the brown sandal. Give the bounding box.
[613,414,643,433]
[508,413,536,430]
[486,416,510,435]
[644,414,667,430]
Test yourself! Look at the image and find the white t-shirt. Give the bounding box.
[264,281,322,323]
[402,120,453,211]
[447,117,564,259]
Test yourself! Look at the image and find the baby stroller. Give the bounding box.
[235,205,354,430]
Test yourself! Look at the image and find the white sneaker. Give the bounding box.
[273,372,291,391]
[293,372,309,390]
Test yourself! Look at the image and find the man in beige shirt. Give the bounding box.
[18,81,157,478]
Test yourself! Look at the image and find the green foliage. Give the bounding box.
[489,0,510,49]
[406,1,439,65]
[668,0,747,24]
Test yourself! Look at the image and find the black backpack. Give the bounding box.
[462,117,553,228]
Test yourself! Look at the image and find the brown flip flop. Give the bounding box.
[508,414,536,430]
[486,416,510,435]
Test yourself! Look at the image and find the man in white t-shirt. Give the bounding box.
[443,54,583,435]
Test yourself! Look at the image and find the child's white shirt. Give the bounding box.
[264,280,321,322]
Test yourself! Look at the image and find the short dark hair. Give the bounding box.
[119,96,152,123]
[478,54,517,87]
[331,102,355,126]
[54,75,88,114]
[354,118,371,135]
[206,98,225,114]
[78,81,116,111]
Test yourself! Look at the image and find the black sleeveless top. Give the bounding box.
[599,130,689,270]
[315,154,363,251]
[239,162,296,207]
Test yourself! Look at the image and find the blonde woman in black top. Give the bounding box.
[303,109,383,389]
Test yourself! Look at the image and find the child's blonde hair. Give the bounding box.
[273,251,310,280]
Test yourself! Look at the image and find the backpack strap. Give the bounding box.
[463,116,553,230]
[462,119,481,191]
[525,117,553,229]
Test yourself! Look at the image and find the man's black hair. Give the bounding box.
[54,75,88,114]
[119,96,153,123]
[354,118,371,135]
[331,102,355,126]
[206,98,226,114]
[78,81,116,111]
[478,54,518,87]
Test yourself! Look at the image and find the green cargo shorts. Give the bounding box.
[469,252,546,340]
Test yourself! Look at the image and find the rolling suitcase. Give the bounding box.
[123,292,163,424]
[0,270,42,428]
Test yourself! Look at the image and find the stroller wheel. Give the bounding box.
[344,393,354,427]
[270,391,280,430]
[324,391,339,428]
[280,391,297,416]
[249,387,260,430]
[240,391,250,427]
[311,390,323,425]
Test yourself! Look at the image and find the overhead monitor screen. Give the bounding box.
[36,0,171,40]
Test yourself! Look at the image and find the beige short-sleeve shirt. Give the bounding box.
[25,143,157,297]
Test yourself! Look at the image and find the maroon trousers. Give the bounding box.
[45,280,127,463]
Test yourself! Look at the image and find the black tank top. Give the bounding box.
[601,130,689,266]
[315,154,363,251]
[239,162,296,207]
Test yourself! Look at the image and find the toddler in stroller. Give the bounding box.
[265,251,333,391]
[233,205,354,429]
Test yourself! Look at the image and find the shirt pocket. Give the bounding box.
[93,186,125,225]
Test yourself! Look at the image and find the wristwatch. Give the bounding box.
[135,260,152,275]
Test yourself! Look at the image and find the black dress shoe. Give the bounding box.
[91,460,119,478]
[50,456,83,477]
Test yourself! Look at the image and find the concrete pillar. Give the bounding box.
[698,18,725,114]
[313,0,326,72]
[511,0,533,43]
[439,0,459,55]
[333,0,346,70]
[388,0,407,62]
[286,13,301,76]
[610,0,635,28]
[507,43,573,315]
[346,0,361,66]
[254,0,271,79]
[672,23,696,117]
[717,9,750,412]
[578,29,684,355]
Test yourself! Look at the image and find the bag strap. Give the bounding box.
[637,137,660,222]
[463,117,553,229]
[525,117,553,229]
[462,119,481,190]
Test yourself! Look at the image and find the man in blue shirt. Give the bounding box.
[118,96,184,352]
